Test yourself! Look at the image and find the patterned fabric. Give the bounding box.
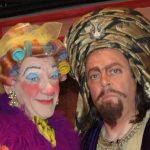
[81,118,150,150]
[65,7,150,123]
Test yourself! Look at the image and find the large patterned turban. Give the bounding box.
[65,7,150,122]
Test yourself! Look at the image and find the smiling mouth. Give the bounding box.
[35,99,53,105]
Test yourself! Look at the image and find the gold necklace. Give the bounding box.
[97,121,144,150]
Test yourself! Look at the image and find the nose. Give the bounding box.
[41,82,55,95]
[100,72,111,88]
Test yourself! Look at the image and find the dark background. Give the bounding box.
[0,0,119,18]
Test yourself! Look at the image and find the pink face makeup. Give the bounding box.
[21,80,59,97]
[21,81,40,97]
[13,57,60,119]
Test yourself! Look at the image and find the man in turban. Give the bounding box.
[66,8,150,150]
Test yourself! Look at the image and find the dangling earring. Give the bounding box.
[56,99,59,106]
[8,91,19,107]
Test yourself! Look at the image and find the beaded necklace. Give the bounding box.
[97,121,144,150]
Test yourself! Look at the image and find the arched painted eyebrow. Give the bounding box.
[23,66,41,76]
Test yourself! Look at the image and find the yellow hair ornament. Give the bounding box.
[58,60,70,75]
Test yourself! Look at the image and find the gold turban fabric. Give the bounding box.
[65,8,150,123]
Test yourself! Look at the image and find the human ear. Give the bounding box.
[4,85,13,95]
[3,77,16,94]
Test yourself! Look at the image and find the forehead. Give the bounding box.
[20,56,56,70]
[86,48,129,69]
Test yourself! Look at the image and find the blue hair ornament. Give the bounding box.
[57,49,68,61]
[12,48,25,62]
[43,42,56,55]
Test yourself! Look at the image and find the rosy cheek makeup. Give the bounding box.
[21,80,60,97]
[52,81,60,94]
[21,81,40,97]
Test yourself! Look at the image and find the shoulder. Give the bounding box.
[0,94,33,134]
[80,122,103,150]
[49,111,80,150]
[141,115,150,149]
[0,94,50,149]
[143,110,150,136]
[49,110,76,133]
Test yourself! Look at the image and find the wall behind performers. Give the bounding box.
[1,7,150,38]
[1,0,150,37]
[57,76,79,126]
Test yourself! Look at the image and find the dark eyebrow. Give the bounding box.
[105,62,123,70]
[87,62,123,76]
[88,67,100,77]
[23,66,41,76]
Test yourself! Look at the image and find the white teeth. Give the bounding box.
[35,95,54,101]
[35,96,54,101]
[47,96,53,99]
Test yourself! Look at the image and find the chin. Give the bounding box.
[39,111,55,119]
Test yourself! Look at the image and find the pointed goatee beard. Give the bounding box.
[97,99,123,128]
[95,88,126,128]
